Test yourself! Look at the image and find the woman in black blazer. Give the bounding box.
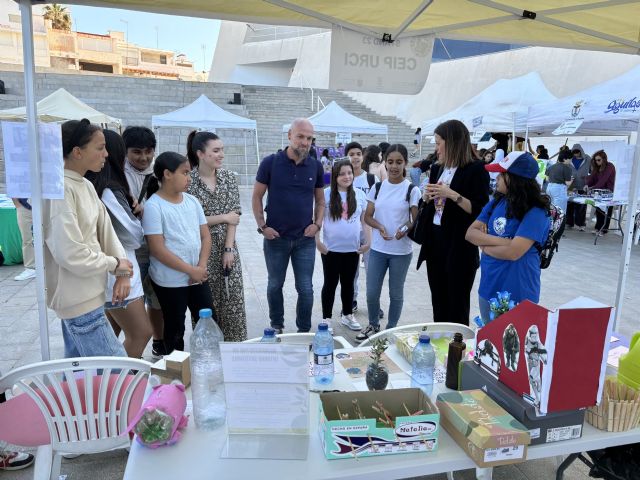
[417,120,490,325]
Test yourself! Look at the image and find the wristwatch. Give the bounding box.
[455,194,463,204]
[257,224,267,234]
[313,221,321,231]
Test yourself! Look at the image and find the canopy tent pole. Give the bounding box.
[613,132,640,330]
[390,0,434,40]
[243,130,248,185]
[512,112,516,151]
[255,129,260,165]
[20,0,50,361]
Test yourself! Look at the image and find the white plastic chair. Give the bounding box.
[0,356,151,480]
[359,322,475,347]
[244,332,352,349]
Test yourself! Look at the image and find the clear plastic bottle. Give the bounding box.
[190,308,226,430]
[313,323,334,385]
[411,333,435,396]
[260,327,278,343]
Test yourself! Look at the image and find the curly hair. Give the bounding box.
[493,172,551,220]
[329,160,357,221]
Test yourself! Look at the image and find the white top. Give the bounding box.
[321,188,367,253]
[102,188,143,302]
[142,193,207,288]
[353,171,377,196]
[367,179,421,255]
[433,167,457,226]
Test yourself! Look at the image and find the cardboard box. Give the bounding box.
[318,388,440,459]
[394,331,450,365]
[437,390,530,468]
[151,350,191,387]
[460,361,585,445]
[475,297,613,413]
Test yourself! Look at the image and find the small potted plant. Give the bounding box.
[366,338,389,391]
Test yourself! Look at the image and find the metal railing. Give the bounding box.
[292,71,314,111]
[244,24,326,43]
[316,95,326,112]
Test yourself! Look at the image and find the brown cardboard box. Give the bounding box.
[437,390,530,468]
[151,350,191,387]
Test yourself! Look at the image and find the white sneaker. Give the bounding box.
[14,268,35,281]
[340,314,362,331]
[323,319,334,335]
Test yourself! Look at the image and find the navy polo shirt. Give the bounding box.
[256,147,324,239]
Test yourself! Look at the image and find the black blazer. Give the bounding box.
[417,160,490,270]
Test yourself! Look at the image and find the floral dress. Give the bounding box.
[187,169,247,341]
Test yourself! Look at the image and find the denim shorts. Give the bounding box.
[104,295,143,311]
[61,306,127,358]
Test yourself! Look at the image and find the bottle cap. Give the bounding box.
[199,308,213,318]
[453,332,463,342]
[419,333,431,344]
[264,327,276,336]
[318,323,329,331]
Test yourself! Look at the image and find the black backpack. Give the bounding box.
[366,173,376,188]
[485,197,563,269]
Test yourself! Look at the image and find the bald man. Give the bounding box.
[252,118,325,333]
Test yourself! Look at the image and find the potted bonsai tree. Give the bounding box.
[366,338,389,390]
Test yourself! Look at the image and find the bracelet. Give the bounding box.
[113,257,121,275]
[115,272,131,278]
[223,247,233,253]
[313,221,321,230]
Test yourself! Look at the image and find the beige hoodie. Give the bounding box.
[43,169,125,319]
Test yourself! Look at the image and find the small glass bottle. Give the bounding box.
[445,333,466,390]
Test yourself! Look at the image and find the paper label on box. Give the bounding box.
[529,428,540,439]
[546,424,582,442]
[483,445,525,463]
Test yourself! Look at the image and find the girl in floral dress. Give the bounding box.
[186,130,247,341]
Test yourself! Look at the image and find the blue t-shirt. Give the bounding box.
[142,193,207,288]
[256,148,324,239]
[477,198,550,303]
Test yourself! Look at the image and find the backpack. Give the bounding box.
[485,198,564,269]
[373,182,420,242]
[538,203,565,269]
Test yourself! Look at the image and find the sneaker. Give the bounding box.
[578,226,586,232]
[378,309,384,319]
[272,327,284,334]
[340,314,362,331]
[352,301,358,313]
[151,340,166,360]
[13,268,35,281]
[355,324,380,342]
[0,451,35,470]
[323,319,334,335]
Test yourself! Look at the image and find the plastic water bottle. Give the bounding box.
[313,323,334,385]
[411,333,435,396]
[190,308,225,430]
[260,327,278,343]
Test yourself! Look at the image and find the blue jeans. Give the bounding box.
[409,167,422,187]
[366,249,413,329]
[264,236,315,332]
[61,306,127,358]
[479,295,491,325]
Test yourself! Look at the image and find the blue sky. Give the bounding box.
[68,5,221,72]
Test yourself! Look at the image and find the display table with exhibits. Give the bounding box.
[124,342,640,480]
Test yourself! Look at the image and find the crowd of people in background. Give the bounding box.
[10,115,619,362]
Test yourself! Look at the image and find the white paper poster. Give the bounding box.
[335,132,352,145]
[2,121,64,199]
[552,119,584,136]
[329,26,434,94]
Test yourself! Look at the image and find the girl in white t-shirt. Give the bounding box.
[357,145,421,342]
[142,151,215,354]
[316,160,370,332]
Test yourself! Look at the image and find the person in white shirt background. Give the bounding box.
[316,159,370,333]
[357,144,420,342]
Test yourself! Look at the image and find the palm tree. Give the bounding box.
[43,4,72,31]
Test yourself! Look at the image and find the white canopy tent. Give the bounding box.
[151,94,260,168]
[15,0,640,361]
[282,101,388,149]
[421,72,556,135]
[524,65,640,136]
[0,87,121,126]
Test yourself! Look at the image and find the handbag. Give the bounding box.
[407,199,428,245]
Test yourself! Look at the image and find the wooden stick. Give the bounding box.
[337,405,357,459]
[403,402,429,451]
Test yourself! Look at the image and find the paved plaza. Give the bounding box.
[1,187,638,479]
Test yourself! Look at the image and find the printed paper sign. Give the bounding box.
[2,121,64,199]
[552,119,584,135]
[470,130,488,143]
[329,26,434,94]
[335,132,352,145]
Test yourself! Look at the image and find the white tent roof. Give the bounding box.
[152,94,256,130]
[282,101,388,135]
[525,65,640,136]
[0,88,121,125]
[421,72,557,134]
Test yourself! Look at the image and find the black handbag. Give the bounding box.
[407,199,428,244]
